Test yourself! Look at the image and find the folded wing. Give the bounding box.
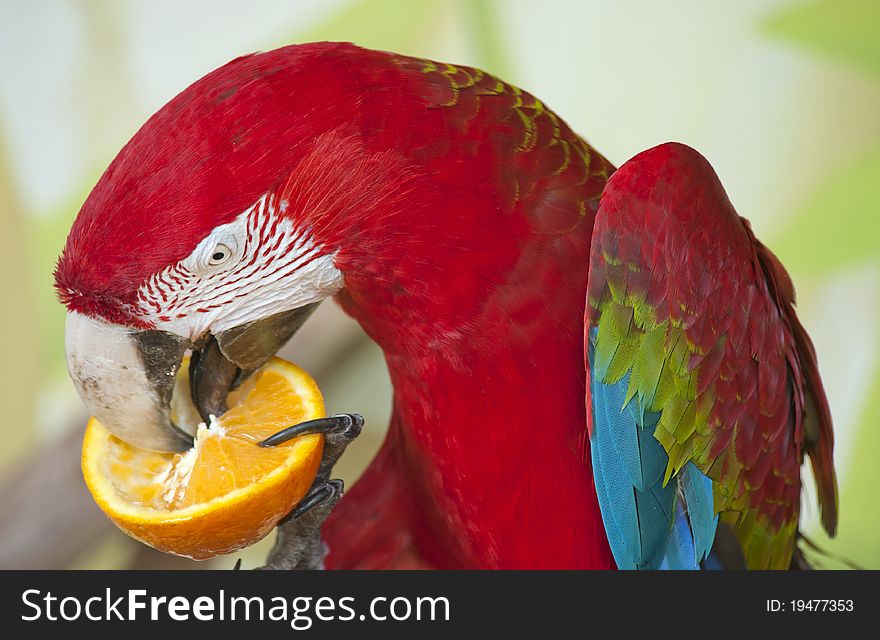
[585,143,837,570]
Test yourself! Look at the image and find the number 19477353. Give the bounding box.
[767,599,854,613]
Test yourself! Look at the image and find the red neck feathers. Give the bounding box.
[316,47,617,568]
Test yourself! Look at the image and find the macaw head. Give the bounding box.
[55,43,459,451]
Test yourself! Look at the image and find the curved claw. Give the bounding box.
[281,479,344,525]
[259,413,364,447]
[262,414,364,569]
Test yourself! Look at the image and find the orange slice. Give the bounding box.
[81,357,324,560]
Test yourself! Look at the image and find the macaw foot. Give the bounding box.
[258,413,364,570]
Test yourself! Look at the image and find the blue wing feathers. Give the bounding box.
[660,500,700,570]
[606,372,666,492]
[680,462,719,563]
[591,383,643,564]
[588,327,720,570]
[590,426,638,570]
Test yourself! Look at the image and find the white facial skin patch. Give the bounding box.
[133,193,345,340]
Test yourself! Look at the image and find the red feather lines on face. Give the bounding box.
[131,188,344,329]
[132,204,271,324]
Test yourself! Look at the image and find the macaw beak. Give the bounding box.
[64,303,319,452]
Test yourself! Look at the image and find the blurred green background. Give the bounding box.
[0,0,877,569]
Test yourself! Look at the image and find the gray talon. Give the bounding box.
[260,413,363,447]
[261,413,363,570]
[282,479,344,524]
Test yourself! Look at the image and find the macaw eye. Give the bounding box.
[208,244,232,265]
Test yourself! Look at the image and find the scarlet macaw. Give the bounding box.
[55,43,837,569]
